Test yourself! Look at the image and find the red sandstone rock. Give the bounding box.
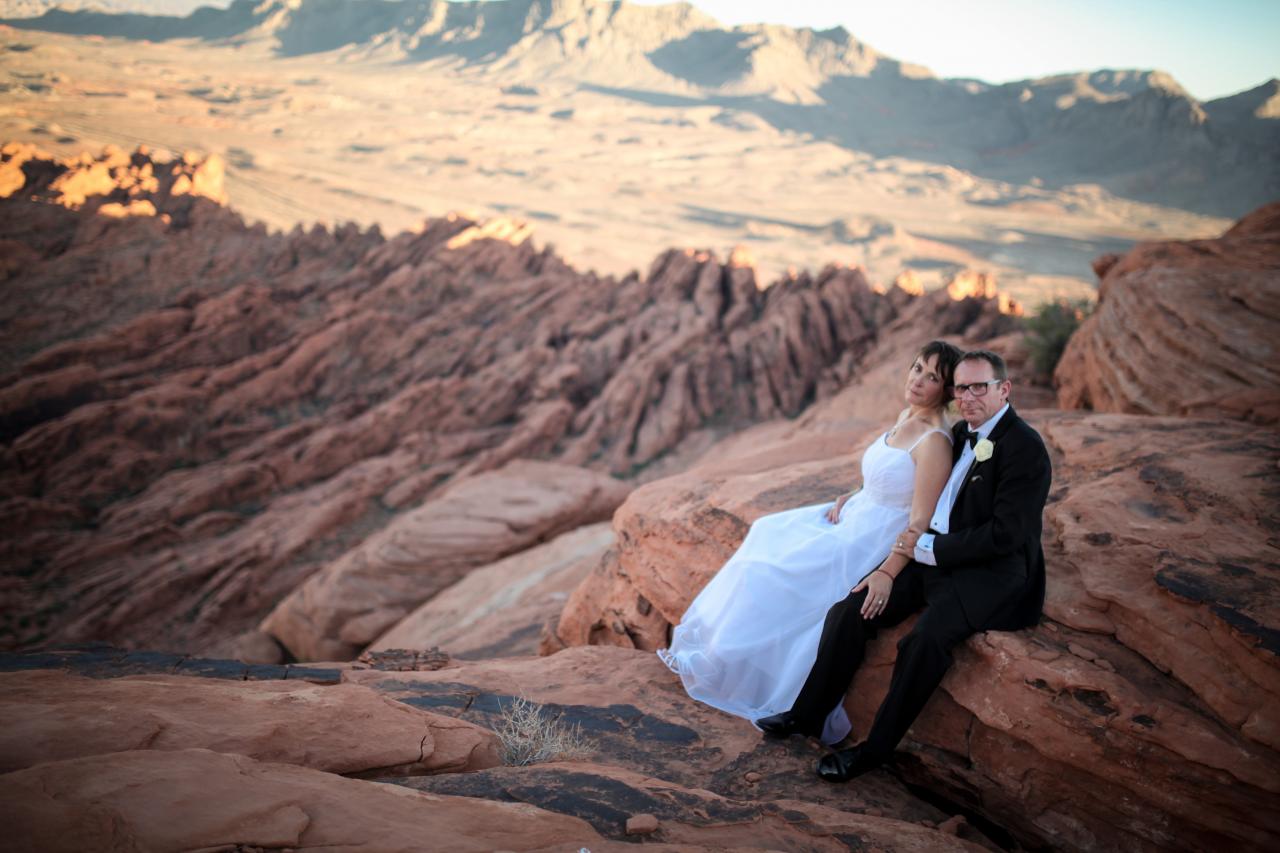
[1056,202,1280,425]
[554,282,1028,652]
[559,454,859,652]
[261,461,628,661]
[1,749,613,853]
[371,521,613,659]
[625,813,660,835]
[554,411,1280,852]
[226,628,288,664]
[545,547,675,653]
[1037,414,1280,753]
[3,144,1020,657]
[0,141,225,210]
[341,645,968,831]
[0,669,500,775]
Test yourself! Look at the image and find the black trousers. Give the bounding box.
[788,561,974,759]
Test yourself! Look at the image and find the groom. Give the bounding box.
[756,350,1051,780]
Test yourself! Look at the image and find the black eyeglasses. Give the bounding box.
[952,380,1003,397]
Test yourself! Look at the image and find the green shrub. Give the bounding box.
[1025,298,1094,380]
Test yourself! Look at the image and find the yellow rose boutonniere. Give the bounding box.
[974,438,994,462]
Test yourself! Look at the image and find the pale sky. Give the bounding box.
[631,0,1280,101]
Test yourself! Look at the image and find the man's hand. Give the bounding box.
[824,493,852,524]
[891,526,922,559]
[853,566,893,619]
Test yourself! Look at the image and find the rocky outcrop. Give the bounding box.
[1055,202,1280,425]
[553,408,1280,851]
[2,748,618,853]
[341,645,995,849]
[400,761,986,851]
[0,668,500,775]
[371,521,613,659]
[545,217,1274,845]
[0,140,226,212]
[0,644,994,851]
[0,142,268,370]
[262,462,627,661]
[552,281,1031,653]
[0,143,1020,657]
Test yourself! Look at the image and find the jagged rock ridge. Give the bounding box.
[549,203,1280,851]
[0,142,1020,658]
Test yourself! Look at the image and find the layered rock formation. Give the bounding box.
[0,669,501,775]
[548,278,1033,653]
[543,202,1280,851]
[1,137,1275,852]
[4,748,627,853]
[0,140,245,369]
[370,520,613,659]
[0,143,1020,658]
[341,645,996,849]
[261,461,627,661]
[555,403,1280,851]
[1055,202,1280,425]
[0,645,994,851]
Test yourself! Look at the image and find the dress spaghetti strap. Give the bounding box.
[906,427,952,453]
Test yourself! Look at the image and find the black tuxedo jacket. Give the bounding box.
[932,406,1051,631]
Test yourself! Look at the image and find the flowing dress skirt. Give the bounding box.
[658,491,907,743]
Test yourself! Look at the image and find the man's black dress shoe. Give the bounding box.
[755,712,809,738]
[816,745,885,782]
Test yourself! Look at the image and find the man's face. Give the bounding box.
[953,359,1010,428]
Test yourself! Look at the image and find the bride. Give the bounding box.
[658,340,961,743]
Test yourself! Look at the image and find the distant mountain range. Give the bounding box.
[0,0,209,16]
[4,0,1277,215]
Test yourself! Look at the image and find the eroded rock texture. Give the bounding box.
[551,204,1280,851]
[343,645,994,850]
[0,668,500,775]
[370,521,614,660]
[261,461,626,660]
[1055,201,1280,425]
[554,408,1280,852]
[2,748,617,853]
[0,645,996,852]
[0,143,1015,657]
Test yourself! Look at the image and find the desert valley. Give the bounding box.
[1,1,1278,851]
[4,0,1277,304]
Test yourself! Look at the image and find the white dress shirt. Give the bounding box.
[914,403,1009,566]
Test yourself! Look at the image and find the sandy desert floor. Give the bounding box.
[0,26,1231,306]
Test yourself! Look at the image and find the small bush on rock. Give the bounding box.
[495,697,595,766]
[1025,297,1094,381]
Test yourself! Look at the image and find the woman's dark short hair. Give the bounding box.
[957,349,1008,381]
[915,340,963,400]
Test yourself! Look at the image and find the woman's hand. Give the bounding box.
[891,526,922,559]
[853,566,893,619]
[824,493,852,524]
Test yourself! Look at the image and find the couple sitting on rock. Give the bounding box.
[658,342,1051,780]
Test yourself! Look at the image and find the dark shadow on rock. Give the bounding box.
[647,30,758,89]
[0,644,341,683]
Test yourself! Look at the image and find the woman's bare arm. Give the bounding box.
[881,433,952,578]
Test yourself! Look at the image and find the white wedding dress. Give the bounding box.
[658,427,949,743]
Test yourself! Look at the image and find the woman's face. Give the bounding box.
[904,352,947,409]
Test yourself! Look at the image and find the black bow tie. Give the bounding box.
[967,430,980,449]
